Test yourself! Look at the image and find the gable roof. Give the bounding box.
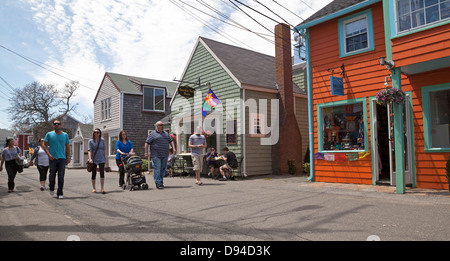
[200,37,279,90]
[78,123,94,139]
[180,37,304,94]
[94,72,178,103]
[297,0,376,29]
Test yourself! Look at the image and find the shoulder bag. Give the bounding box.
[87,140,100,172]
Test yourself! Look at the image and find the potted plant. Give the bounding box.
[376,88,406,106]
[445,156,450,192]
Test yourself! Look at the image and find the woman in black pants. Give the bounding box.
[0,138,22,193]
[115,130,134,188]
[88,128,107,194]
[29,138,50,191]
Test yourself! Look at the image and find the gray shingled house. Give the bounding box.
[170,37,309,177]
[93,72,177,171]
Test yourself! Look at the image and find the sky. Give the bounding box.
[0,0,333,130]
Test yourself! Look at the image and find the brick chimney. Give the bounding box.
[272,23,303,175]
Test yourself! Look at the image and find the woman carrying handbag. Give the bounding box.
[0,138,22,193]
[88,128,107,194]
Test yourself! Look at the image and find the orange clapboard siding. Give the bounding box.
[309,2,386,184]
[405,67,450,190]
[392,23,450,67]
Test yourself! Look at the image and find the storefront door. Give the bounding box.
[371,95,413,186]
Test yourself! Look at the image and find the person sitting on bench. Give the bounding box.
[219,147,238,181]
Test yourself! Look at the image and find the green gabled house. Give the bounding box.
[170,37,308,176]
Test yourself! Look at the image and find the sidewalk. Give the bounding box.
[243,174,450,198]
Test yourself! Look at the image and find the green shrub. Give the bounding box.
[142,159,149,171]
[445,156,450,181]
[303,163,310,174]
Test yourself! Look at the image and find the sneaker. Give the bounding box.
[208,172,212,177]
[219,177,228,181]
[40,186,45,191]
[49,191,55,196]
[57,195,64,199]
[156,184,164,189]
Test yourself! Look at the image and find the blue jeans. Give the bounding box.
[49,159,66,196]
[151,156,168,185]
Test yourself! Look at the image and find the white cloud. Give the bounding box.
[22,0,331,119]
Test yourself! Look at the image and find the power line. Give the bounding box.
[228,0,274,35]
[170,0,258,52]
[228,0,297,50]
[272,0,304,21]
[195,0,275,42]
[233,0,284,26]
[0,44,97,92]
[179,0,268,39]
[300,0,315,12]
[0,75,16,92]
[253,0,295,28]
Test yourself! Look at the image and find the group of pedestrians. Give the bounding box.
[0,119,70,198]
[1,119,238,196]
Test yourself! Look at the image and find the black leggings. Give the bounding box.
[37,165,49,182]
[5,160,18,190]
[116,159,125,186]
[91,163,105,180]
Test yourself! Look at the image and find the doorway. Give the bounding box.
[371,96,413,186]
[73,142,81,164]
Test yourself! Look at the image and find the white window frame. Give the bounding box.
[342,13,370,55]
[143,86,166,112]
[101,98,112,121]
[250,113,265,137]
[395,0,450,34]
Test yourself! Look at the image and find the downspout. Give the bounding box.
[301,28,315,182]
[241,88,247,177]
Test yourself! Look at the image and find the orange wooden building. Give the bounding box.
[295,0,450,192]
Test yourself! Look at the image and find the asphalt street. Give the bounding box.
[1,167,450,241]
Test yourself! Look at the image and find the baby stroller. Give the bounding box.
[121,155,149,191]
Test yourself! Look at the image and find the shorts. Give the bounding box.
[220,163,231,170]
[191,154,204,171]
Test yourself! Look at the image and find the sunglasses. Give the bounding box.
[53,123,61,125]
[94,131,100,134]
[157,124,164,127]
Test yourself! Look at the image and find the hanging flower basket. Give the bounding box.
[376,88,406,106]
[202,130,213,139]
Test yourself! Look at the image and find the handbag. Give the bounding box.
[15,147,24,173]
[87,140,100,172]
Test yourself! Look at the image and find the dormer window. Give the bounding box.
[143,86,165,112]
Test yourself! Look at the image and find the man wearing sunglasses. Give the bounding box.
[42,119,71,199]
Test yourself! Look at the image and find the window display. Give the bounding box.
[321,102,366,151]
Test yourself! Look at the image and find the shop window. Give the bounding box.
[338,9,375,57]
[422,83,450,151]
[318,99,368,152]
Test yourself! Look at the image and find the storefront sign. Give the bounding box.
[178,85,195,99]
[330,76,344,96]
